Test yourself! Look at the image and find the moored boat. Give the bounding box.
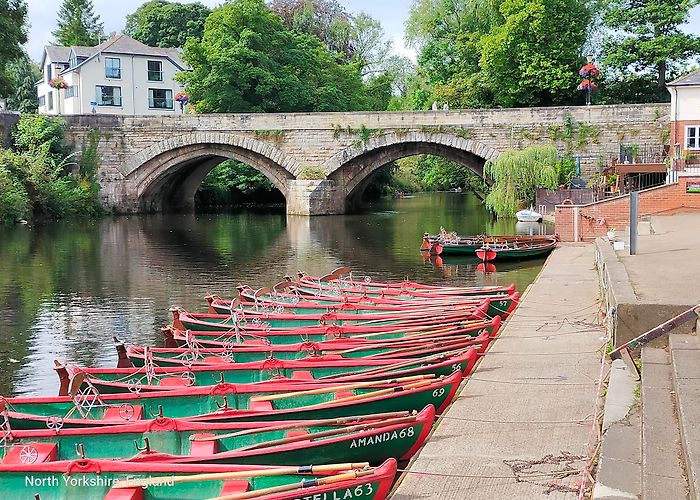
[0,371,462,429]
[1,407,434,467]
[476,237,558,261]
[0,457,396,499]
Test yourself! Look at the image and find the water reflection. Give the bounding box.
[0,193,548,396]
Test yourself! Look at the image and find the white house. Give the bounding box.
[36,34,188,116]
[668,69,700,156]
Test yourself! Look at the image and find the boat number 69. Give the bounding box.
[432,387,446,398]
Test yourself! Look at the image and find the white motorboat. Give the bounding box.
[515,207,543,222]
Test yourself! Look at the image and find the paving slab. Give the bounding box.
[670,334,700,500]
[641,348,688,500]
[392,244,604,499]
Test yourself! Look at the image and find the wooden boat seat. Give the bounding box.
[2,443,58,464]
[104,488,143,500]
[249,400,274,411]
[159,377,191,387]
[291,370,315,380]
[202,356,229,364]
[189,433,218,456]
[103,405,143,421]
[220,480,250,495]
[285,429,309,439]
[334,391,355,400]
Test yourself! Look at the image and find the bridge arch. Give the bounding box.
[323,132,500,210]
[122,132,301,212]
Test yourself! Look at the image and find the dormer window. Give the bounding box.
[105,57,121,79]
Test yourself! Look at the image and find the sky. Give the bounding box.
[23,0,700,64]
[24,0,418,62]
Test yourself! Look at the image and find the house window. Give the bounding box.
[47,92,53,110]
[147,61,162,81]
[148,88,173,109]
[38,95,45,107]
[105,57,121,79]
[96,85,122,106]
[65,85,78,98]
[686,126,700,150]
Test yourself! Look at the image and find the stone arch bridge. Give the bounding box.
[61,104,667,215]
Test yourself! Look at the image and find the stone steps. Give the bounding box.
[641,347,688,499]
[669,334,700,499]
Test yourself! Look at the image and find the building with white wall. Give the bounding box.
[668,70,700,156]
[37,34,188,116]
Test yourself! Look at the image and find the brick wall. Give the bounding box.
[555,176,700,241]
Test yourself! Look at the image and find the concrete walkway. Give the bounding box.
[393,244,606,499]
[620,212,700,306]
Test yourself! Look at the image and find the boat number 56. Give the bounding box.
[432,387,446,398]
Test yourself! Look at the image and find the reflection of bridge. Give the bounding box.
[61,104,667,215]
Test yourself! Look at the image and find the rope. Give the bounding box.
[396,468,582,480]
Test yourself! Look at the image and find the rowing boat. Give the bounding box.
[476,237,558,261]
[0,372,462,429]
[0,457,396,499]
[61,349,476,394]
[1,407,434,467]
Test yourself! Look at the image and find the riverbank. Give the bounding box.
[392,244,606,498]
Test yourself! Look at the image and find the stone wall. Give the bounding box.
[58,103,670,215]
[555,175,700,241]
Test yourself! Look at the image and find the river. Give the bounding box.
[0,192,550,396]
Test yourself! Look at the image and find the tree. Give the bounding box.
[479,0,591,107]
[269,0,354,61]
[179,0,366,113]
[0,0,28,97]
[484,145,560,216]
[124,0,211,48]
[602,0,700,94]
[6,55,41,113]
[53,0,104,47]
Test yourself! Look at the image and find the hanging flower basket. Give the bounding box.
[577,79,598,91]
[579,63,600,78]
[174,91,190,104]
[49,77,69,90]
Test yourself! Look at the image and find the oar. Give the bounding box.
[190,411,411,442]
[232,415,418,452]
[316,351,455,380]
[303,379,436,408]
[112,463,369,489]
[208,469,374,500]
[249,374,434,403]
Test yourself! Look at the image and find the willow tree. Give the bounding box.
[484,144,559,217]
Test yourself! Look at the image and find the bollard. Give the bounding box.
[630,191,638,255]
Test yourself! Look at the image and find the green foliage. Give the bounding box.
[180,0,367,113]
[196,159,281,207]
[602,0,700,94]
[52,0,104,47]
[5,54,40,113]
[0,163,29,224]
[484,144,560,216]
[297,166,327,180]
[0,0,28,97]
[479,0,591,107]
[0,115,103,224]
[124,0,211,48]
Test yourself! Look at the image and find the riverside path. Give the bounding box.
[392,244,606,499]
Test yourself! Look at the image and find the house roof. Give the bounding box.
[668,69,700,87]
[41,34,189,76]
